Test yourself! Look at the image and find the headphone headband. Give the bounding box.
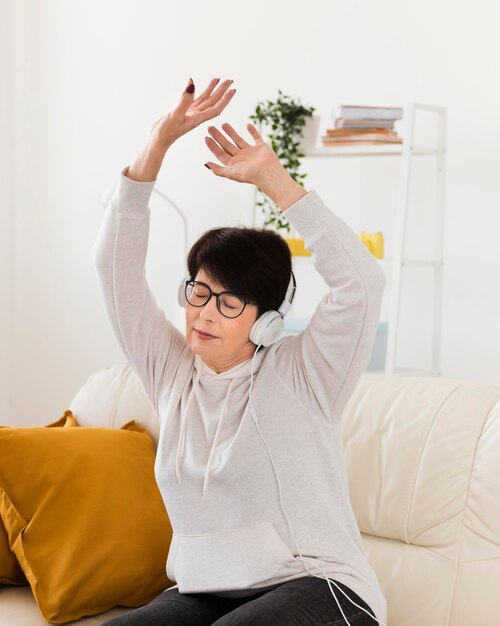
[277,271,296,318]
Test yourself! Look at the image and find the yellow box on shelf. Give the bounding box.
[359,231,384,259]
[284,237,312,257]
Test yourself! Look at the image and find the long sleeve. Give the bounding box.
[92,166,188,416]
[274,189,386,421]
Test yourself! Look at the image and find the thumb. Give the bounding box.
[175,78,195,113]
[204,162,228,178]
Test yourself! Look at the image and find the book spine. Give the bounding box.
[326,129,397,136]
[322,138,403,144]
[335,118,396,130]
[333,106,403,120]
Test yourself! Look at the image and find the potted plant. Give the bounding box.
[249,90,318,256]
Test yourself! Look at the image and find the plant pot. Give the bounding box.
[298,114,321,152]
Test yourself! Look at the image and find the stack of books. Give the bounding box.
[321,105,403,146]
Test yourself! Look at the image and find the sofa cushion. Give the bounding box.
[0,584,136,625]
[0,411,77,586]
[342,373,500,625]
[69,362,160,448]
[0,417,174,623]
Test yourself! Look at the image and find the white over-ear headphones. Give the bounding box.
[178,271,296,347]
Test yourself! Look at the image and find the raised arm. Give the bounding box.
[92,77,237,415]
[202,120,386,421]
[275,190,386,420]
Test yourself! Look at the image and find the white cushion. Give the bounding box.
[341,373,500,626]
[69,362,160,447]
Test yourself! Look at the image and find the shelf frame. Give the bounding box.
[304,145,439,157]
[384,103,446,377]
[254,102,447,378]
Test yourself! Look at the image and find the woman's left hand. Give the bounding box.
[203,123,286,189]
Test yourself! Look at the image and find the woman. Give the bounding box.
[94,77,387,626]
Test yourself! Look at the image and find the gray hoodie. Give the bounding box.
[92,166,387,625]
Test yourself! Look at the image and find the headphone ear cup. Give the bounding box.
[178,276,189,308]
[249,311,284,347]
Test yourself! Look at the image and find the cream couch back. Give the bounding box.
[69,364,500,626]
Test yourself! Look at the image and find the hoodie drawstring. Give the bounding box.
[202,377,237,498]
[175,365,202,486]
[175,349,262,494]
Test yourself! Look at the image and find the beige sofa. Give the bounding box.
[1,363,499,625]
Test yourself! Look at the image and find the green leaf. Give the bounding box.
[251,89,316,228]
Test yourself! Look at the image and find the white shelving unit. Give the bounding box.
[258,102,447,378]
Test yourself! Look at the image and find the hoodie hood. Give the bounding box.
[175,348,267,497]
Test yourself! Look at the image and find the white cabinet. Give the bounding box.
[262,102,447,377]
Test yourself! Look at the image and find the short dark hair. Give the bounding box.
[187,225,292,321]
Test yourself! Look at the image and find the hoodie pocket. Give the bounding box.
[167,521,302,593]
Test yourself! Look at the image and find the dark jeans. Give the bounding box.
[101,576,378,626]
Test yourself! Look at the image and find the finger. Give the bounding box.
[192,77,221,106]
[196,79,234,112]
[196,89,236,124]
[246,122,264,144]
[172,77,196,115]
[204,162,228,178]
[220,123,248,149]
[204,136,232,165]
[206,126,239,156]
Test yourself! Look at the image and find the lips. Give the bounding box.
[195,328,218,338]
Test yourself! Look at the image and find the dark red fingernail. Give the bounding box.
[204,163,211,169]
[186,83,195,94]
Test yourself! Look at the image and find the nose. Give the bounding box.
[199,293,219,320]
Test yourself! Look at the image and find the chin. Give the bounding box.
[189,335,214,353]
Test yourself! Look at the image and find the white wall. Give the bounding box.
[0,0,15,419]
[2,0,500,425]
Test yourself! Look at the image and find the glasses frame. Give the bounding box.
[184,280,260,319]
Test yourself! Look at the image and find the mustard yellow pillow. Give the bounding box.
[0,410,77,586]
[0,418,174,623]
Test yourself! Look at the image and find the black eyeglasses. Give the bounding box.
[185,280,259,319]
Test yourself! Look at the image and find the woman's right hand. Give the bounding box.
[149,77,236,150]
